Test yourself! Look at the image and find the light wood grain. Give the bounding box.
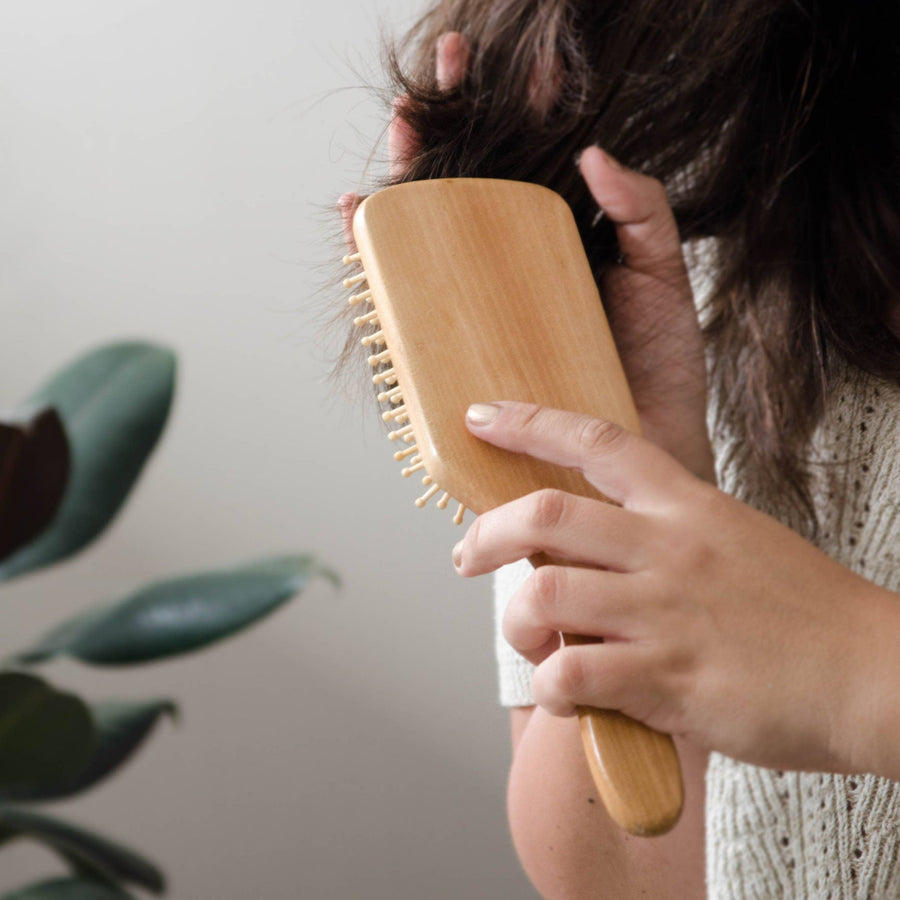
[352,178,683,837]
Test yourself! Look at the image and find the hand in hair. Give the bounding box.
[340,31,715,484]
[576,147,715,484]
[338,32,470,242]
[389,32,471,177]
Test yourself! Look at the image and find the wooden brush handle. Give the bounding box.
[352,179,684,835]
[531,554,683,836]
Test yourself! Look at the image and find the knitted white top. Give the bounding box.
[492,352,900,898]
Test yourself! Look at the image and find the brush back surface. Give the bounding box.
[348,178,683,836]
[352,178,639,513]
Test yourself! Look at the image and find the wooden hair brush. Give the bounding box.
[343,177,683,837]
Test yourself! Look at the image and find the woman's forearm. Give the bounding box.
[848,584,900,783]
[507,707,707,900]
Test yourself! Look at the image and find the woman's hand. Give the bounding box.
[576,149,714,483]
[455,400,899,778]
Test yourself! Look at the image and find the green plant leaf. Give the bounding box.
[0,674,94,791]
[0,808,162,895]
[0,834,116,890]
[15,555,337,665]
[0,408,70,564]
[0,700,176,802]
[0,343,176,581]
[0,878,135,900]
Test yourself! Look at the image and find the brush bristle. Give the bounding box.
[344,254,466,520]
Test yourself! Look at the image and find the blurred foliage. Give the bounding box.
[0,343,336,898]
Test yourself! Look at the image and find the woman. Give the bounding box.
[339,2,900,896]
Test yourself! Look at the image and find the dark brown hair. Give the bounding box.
[352,0,900,531]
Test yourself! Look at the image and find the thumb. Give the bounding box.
[578,146,689,287]
[465,401,693,510]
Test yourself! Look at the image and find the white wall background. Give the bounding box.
[0,2,539,897]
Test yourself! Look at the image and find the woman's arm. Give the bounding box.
[508,708,707,900]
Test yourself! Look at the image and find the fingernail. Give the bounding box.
[467,403,500,426]
[337,192,354,210]
[452,540,463,569]
[601,148,625,171]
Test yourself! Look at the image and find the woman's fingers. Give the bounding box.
[527,50,564,116]
[338,192,360,250]
[389,31,471,179]
[577,146,690,288]
[388,99,419,179]
[454,487,649,576]
[453,490,648,577]
[503,565,644,665]
[533,640,658,719]
[345,35,472,271]
[465,402,694,510]
[574,148,714,483]
[436,31,470,89]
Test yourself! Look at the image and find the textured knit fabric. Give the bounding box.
[492,352,900,898]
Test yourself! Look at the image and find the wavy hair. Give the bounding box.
[350,0,900,529]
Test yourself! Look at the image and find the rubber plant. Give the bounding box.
[0,342,336,899]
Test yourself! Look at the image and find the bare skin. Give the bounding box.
[455,402,896,780]
[340,31,900,898]
[509,708,709,899]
